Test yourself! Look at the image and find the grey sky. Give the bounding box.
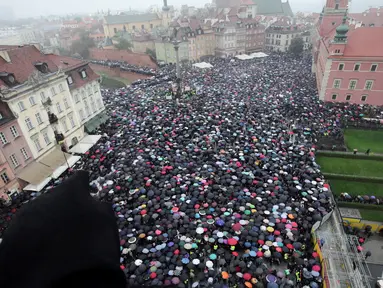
[2,0,382,18]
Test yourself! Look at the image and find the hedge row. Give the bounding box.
[337,201,383,211]
[323,173,383,184]
[316,150,383,161]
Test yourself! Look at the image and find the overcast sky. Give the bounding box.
[2,0,383,18]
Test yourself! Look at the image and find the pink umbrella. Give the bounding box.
[312,265,321,272]
[232,223,242,232]
[285,224,292,229]
[357,246,364,252]
[291,222,298,228]
[256,251,264,257]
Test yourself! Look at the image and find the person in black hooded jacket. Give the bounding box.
[0,171,126,288]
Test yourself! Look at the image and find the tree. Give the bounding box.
[114,38,133,51]
[70,32,95,59]
[289,37,304,56]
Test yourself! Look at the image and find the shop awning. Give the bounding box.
[23,178,52,192]
[84,112,109,133]
[39,148,71,168]
[69,135,102,154]
[17,162,53,185]
[52,155,81,179]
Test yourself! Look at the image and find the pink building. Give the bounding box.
[313,0,383,105]
[0,102,33,198]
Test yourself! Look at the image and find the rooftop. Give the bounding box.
[341,27,383,58]
[104,13,160,25]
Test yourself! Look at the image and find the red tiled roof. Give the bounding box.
[342,27,383,57]
[349,8,383,27]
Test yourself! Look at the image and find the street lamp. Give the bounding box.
[171,28,182,103]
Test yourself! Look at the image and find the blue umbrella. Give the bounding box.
[216,219,225,226]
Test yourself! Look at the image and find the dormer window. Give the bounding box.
[34,62,49,73]
[80,70,87,79]
[0,72,17,87]
[67,75,73,85]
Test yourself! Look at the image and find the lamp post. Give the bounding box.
[171,27,182,103]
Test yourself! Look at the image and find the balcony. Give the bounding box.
[54,130,65,144]
[48,112,58,125]
[42,97,52,107]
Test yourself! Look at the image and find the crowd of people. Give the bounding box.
[90,60,157,76]
[1,53,383,287]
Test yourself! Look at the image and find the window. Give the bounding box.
[361,95,368,102]
[97,99,102,110]
[81,90,86,99]
[371,64,378,72]
[333,79,341,89]
[335,3,339,9]
[1,172,9,184]
[334,49,340,53]
[67,76,73,85]
[81,70,87,78]
[331,94,337,100]
[87,86,92,96]
[93,84,98,93]
[25,118,34,130]
[35,112,43,125]
[74,94,80,103]
[56,102,63,113]
[0,132,8,144]
[61,118,68,132]
[10,126,18,138]
[285,40,289,45]
[18,101,26,112]
[20,147,29,160]
[34,138,42,151]
[365,80,374,90]
[84,100,91,117]
[43,132,51,145]
[90,97,96,113]
[64,98,70,109]
[346,94,352,101]
[354,64,360,71]
[69,114,76,128]
[79,109,85,120]
[29,96,36,106]
[9,154,19,168]
[338,63,344,70]
[59,84,64,92]
[40,91,46,102]
[349,80,357,90]
[51,87,57,96]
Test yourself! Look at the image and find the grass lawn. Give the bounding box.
[329,179,383,197]
[344,129,383,154]
[316,156,383,178]
[359,209,383,222]
[96,72,131,88]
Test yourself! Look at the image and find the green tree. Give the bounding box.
[70,32,95,59]
[289,37,304,56]
[146,48,156,59]
[114,38,133,50]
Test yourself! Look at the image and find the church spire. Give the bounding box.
[334,11,349,43]
[162,0,170,11]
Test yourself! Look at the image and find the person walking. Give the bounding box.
[365,148,370,155]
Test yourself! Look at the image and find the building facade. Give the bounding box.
[244,20,265,53]
[155,37,189,64]
[313,0,383,105]
[214,20,246,57]
[132,34,156,54]
[265,20,303,52]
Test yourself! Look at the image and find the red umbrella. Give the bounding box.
[274,230,281,236]
[312,252,318,258]
[232,223,242,232]
[256,251,264,257]
[291,222,298,228]
[276,247,282,253]
[243,273,252,281]
[312,265,321,272]
[286,244,294,250]
[228,238,238,246]
[359,238,365,243]
[258,239,265,245]
[232,251,239,256]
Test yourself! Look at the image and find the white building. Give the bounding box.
[265,20,305,52]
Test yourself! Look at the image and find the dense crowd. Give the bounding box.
[2,53,383,287]
[90,60,157,76]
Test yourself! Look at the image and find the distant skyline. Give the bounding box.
[3,0,383,19]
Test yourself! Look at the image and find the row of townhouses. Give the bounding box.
[0,45,107,199]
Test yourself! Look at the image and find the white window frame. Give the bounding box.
[79,109,85,120]
[365,80,374,90]
[10,126,18,138]
[63,98,70,109]
[34,138,42,151]
[56,102,63,113]
[81,70,87,78]
[29,96,36,106]
[51,87,57,96]
[349,80,357,90]
[370,64,378,72]
[25,118,34,130]
[345,94,352,101]
[67,76,73,85]
[40,91,46,102]
[69,114,76,128]
[333,79,341,89]
[59,84,64,92]
[354,63,360,71]
[43,132,51,145]
[20,147,29,160]
[74,94,80,103]
[9,154,19,168]
[18,101,26,112]
[35,112,43,125]
[0,132,8,145]
[1,172,9,184]
[361,95,368,102]
[338,63,344,70]
[87,86,93,96]
[331,94,337,100]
